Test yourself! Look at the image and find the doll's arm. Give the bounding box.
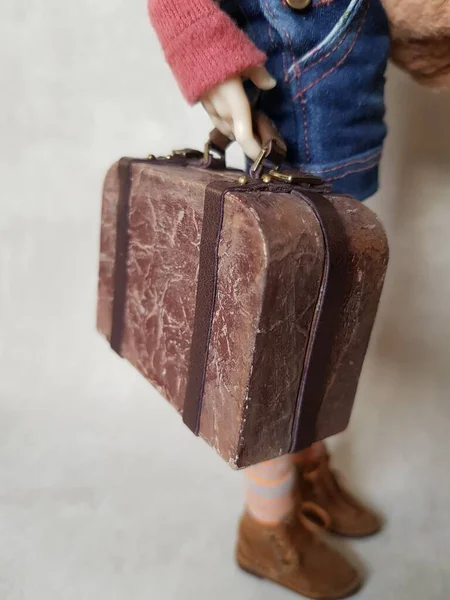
[148,0,266,103]
[148,0,277,159]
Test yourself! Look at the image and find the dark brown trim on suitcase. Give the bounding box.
[182,180,235,434]
[110,158,133,355]
[288,189,352,452]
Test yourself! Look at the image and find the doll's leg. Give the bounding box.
[292,442,382,537]
[245,455,295,523]
[238,455,362,599]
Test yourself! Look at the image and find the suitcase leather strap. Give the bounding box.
[110,158,133,354]
[182,181,352,453]
[287,188,352,451]
[111,162,351,454]
[182,181,235,434]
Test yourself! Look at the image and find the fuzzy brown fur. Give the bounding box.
[381,0,450,87]
[391,36,450,87]
[382,0,450,37]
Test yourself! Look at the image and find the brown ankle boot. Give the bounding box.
[236,511,362,599]
[295,453,382,538]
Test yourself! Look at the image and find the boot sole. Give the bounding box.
[237,555,362,600]
[329,521,383,539]
[331,528,381,538]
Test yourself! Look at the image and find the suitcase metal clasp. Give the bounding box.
[171,148,204,159]
[267,169,324,186]
[250,146,324,187]
[148,148,204,161]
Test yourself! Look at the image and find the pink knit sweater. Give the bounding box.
[148,0,265,103]
[148,0,450,103]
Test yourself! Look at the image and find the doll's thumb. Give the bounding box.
[245,66,277,91]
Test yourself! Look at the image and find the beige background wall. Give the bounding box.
[1,1,449,599]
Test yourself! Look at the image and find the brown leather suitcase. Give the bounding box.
[97,133,388,469]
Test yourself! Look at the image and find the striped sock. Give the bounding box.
[244,456,295,525]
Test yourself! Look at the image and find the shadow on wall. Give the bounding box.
[370,67,450,390]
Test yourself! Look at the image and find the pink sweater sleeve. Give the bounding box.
[148,0,266,104]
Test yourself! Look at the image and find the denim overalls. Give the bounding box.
[220,0,390,200]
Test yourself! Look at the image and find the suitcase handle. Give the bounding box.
[204,111,287,173]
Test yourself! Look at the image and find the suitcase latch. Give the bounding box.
[147,149,204,161]
[170,148,204,159]
[265,169,324,186]
[249,146,324,187]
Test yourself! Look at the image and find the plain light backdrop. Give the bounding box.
[1,1,450,599]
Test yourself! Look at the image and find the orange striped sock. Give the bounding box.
[244,456,295,525]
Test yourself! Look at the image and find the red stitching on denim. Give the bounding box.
[320,149,382,173]
[315,0,338,6]
[262,0,302,91]
[265,10,275,53]
[290,0,366,81]
[268,9,305,155]
[286,30,301,81]
[323,158,379,182]
[299,25,348,77]
[285,31,300,82]
[300,97,311,162]
[286,40,307,161]
[263,0,290,82]
[263,0,307,162]
[294,0,369,98]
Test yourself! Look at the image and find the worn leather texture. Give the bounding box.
[97,161,389,469]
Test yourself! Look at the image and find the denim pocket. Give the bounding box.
[292,0,365,69]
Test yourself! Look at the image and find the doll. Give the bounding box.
[148,1,450,598]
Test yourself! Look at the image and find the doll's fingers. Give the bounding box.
[243,66,277,91]
[233,116,261,160]
[201,99,219,119]
[210,109,234,135]
[227,84,261,160]
[235,130,261,161]
[212,95,234,124]
[210,115,234,139]
[240,137,262,161]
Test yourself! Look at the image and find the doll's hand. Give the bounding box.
[200,66,276,161]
